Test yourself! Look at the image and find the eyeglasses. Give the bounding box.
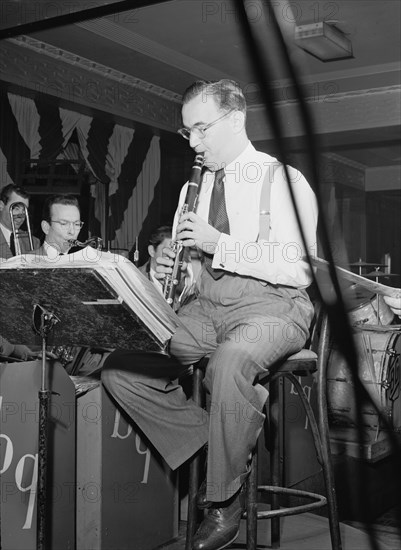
[51,220,84,229]
[177,109,235,140]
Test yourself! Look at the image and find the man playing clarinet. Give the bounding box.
[102,79,318,550]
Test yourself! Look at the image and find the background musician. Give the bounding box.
[138,225,173,294]
[102,79,318,550]
[139,224,195,309]
[1,195,84,361]
[0,183,40,261]
[0,184,40,360]
[34,194,84,258]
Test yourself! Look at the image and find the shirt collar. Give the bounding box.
[202,141,254,190]
[224,141,254,173]
[43,240,66,258]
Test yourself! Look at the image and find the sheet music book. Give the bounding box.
[311,257,401,299]
[0,248,189,351]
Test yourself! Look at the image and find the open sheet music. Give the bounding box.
[311,257,401,299]
[0,248,188,351]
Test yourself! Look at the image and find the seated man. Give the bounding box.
[138,224,194,310]
[138,225,173,293]
[102,79,317,550]
[0,183,40,261]
[0,184,40,360]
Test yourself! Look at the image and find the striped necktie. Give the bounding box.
[204,168,230,279]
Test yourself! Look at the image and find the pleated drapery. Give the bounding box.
[0,91,162,252]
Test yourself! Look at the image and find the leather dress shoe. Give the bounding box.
[197,479,212,509]
[192,491,244,550]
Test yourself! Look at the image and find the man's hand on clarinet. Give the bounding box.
[154,246,188,281]
[176,211,221,254]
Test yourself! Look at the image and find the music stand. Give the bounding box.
[0,267,174,351]
[0,260,187,550]
[31,304,60,550]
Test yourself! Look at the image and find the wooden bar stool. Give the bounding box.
[185,307,342,550]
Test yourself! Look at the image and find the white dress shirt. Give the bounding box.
[0,222,12,246]
[149,266,164,295]
[173,142,318,289]
[43,240,65,258]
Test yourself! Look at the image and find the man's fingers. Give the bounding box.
[156,256,174,267]
[161,246,176,259]
[176,230,195,242]
[176,220,193,234]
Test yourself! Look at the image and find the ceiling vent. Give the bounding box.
[295,21,353,62]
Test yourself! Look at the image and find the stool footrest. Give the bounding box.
[247,485,327,519]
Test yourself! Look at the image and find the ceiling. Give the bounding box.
[0,0,400,168]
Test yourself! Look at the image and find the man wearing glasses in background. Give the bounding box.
[35,194,84,257]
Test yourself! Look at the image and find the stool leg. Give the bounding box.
[317,318,342,550]
[185,366,205,550]
[185,451,201,550]
[246,450,258,550]
[319,408,342,550]
[269,377,284,548]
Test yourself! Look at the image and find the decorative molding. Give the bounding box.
[273,62,401,89]
[0,37,182,132]
[246,84,401,109]
[322,152,367,172]
[247,85,401,140]
[9,35,182,103]
[319,153,365,191]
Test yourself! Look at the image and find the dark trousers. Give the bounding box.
[102,270,314,502]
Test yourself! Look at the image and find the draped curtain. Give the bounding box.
[112,134,160,251]
[0,90,162,252]
[8,94,42,159]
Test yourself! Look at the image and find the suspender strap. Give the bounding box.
[258,167,273,241]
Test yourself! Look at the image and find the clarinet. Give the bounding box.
[163,153,204,307]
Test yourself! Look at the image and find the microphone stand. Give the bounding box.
[32,304,60,550]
